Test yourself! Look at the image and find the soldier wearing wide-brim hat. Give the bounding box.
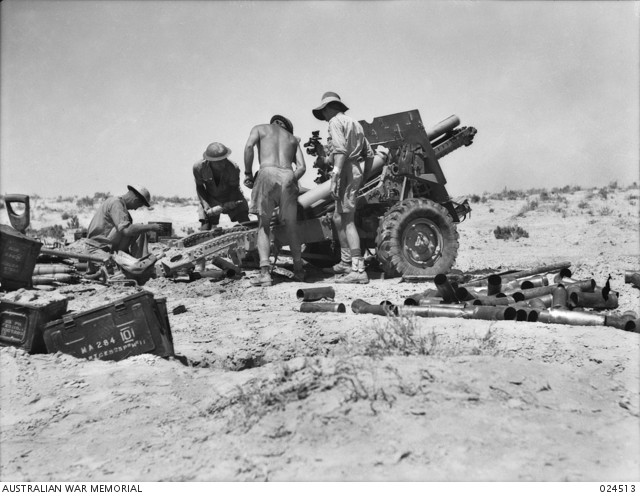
[312,91,374,284]
[193,142,250,230]
[86,185,163,258]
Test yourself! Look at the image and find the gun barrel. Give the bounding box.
[425,115,461,141]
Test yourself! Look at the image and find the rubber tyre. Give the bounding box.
[375,198,459,277]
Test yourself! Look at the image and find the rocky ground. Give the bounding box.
[1,185,639,481]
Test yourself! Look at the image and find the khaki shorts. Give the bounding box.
[249,167,298,220]
[335,161,363,213]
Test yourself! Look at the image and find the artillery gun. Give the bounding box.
[160,110,477,278]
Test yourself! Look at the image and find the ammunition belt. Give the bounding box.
[179,225,252,248]
[184,227,257,260]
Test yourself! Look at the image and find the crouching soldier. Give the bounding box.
[86,184,162,258]
[194,142,250,230]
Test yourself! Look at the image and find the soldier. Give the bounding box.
[244,115,307,286]
[86,185,163,258]
[312,91,374,284]
[193,142,250,230]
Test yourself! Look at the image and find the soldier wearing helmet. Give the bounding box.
[193,142,250,230]
[86,185,163,257]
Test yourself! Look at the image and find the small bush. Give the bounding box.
[598,188,608,200]
[577,200,590,209]
[93,192,110,201]
[469,194,482,203]
[152,195,193,205]
[66,215,80,229]
[28,224,65,240]
[365,315,437,357]
[608,181,618,191]
[494,225,529,240]
[516,199,538,217]
[598,206,613,216]
[76,196,95,208]
[61,212,71,220]
[539,190,550,201]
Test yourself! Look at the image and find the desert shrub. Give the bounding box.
[469,194,482,203]
[61,212,71,220]
[66,215,80,229]
[608,181,618,191]
[152,195,193,205]
[577,200,590,209]
[93,192,110,201]
[494,225,529,240]
[626,193,639,200]
[364,314,437,357]
[598,206,613,216]
[539,190,550,201]
[28,224,65,240]
[598,188,608,200]
[76,196,95,208]
[184,227,195,236]
[489,208,494,213]
[550,202,566,214]
[515,199,538,217]
[492,188,525,201]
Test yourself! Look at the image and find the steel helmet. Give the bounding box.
[203,142,232,161]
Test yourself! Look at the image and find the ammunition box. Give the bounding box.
[43,291,174,361]
[0,225,42,290]
[0,298,69,353]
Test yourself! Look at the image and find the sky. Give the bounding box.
[1,0,639,200]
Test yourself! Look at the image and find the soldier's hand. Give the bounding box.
[243,176,254,189]
[206,206,224,216]
[330,175,340,200]
[149,223,164,232]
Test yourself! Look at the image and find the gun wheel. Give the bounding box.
[376,198,459,277]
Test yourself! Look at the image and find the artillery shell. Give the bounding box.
[296,286,335,302]
[300,302,345,313]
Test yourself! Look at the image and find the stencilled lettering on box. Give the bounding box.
[0,311,27,343]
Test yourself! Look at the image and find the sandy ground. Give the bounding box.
[1,186,639,481]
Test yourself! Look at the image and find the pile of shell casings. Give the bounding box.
[363,263,638,333]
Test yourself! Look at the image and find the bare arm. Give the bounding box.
[244,126,260,177]
[121,223,161,237]
[293,143,306,181]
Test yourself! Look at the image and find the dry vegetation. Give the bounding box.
[1,181,639,481]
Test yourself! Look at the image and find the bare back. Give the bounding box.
[251,124,299,170]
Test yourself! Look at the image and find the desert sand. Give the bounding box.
[1,184,639,482]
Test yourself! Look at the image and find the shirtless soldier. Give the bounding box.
[243,115,306,286]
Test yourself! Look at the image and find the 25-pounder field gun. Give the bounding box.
[160,110,477,278]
